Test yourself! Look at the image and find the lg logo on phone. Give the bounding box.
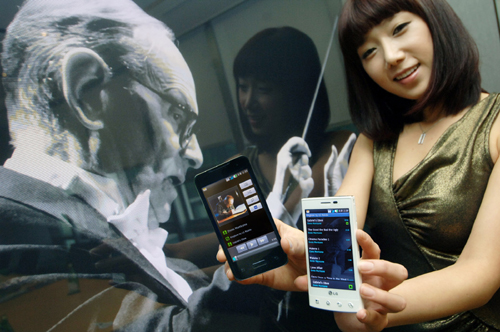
[328,291,339,296]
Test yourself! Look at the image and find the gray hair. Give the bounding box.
[2,0,174,149]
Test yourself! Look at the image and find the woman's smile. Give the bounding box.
[358,11,433,100]
[394,63,420,82]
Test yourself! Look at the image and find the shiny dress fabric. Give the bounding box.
[367,94,500,331]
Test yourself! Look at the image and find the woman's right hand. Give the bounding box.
[334,230,408,332]
[216,218,309,292]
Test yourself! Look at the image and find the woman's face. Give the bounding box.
[357,11,433,100]
[237,77,288,137]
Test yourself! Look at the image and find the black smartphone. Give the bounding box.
[194,156,288,280]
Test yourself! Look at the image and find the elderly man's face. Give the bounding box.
[98,28,203,225]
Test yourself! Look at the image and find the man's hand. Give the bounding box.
[334,230,408,332]
[324,133,357,196]
[273,137,313,198]
[216,218,308,292]
[269,137,314,226]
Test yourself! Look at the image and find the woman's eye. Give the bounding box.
[393,22,410,35]
[361,48,375,60]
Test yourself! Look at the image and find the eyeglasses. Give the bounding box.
[174,102,198,150]
[114,64,198,150]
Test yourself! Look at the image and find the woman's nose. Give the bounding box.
[241,89,257,109]
[383,42,405,67]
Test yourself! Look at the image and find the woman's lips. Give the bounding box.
[247,114,264,128]
[394,64,420,81]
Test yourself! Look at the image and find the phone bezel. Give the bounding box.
[302,196,363,312]
[195,156,288,280]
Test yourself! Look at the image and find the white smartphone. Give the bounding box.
[301,196,363,312]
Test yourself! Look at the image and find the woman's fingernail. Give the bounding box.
[358,261,374,272]
[287,238,293,250]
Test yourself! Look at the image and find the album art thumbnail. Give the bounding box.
[208,186,248,225]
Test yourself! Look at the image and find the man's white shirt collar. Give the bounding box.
[4,148,193,301]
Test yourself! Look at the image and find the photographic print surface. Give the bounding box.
[1,0,499,331]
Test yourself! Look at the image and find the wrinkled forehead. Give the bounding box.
[129,26,198,114]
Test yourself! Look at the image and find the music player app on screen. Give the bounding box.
[200,169,279,262]
[305,208,356,291]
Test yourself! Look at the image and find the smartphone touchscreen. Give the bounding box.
[302,196,363,312]
[195,156,288,280]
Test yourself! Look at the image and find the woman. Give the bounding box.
[335,0,500,330]
[233,27,356,227]
[219,0,500,331]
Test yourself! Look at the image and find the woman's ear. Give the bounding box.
[61,48,111,130]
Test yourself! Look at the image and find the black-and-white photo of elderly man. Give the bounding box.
[0,0,265,330]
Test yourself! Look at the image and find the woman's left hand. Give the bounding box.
[334,230,408,332]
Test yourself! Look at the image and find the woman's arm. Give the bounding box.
[384,157,500,327]
[335,134,374,230]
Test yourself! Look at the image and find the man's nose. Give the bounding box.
[181,134,203,170]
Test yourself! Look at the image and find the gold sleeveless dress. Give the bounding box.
[367,94,500,331]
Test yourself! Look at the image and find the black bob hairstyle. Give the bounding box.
[233,26,330,156]
[338,0,482,141]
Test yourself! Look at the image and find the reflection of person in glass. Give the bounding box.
[233,27,357,228]
[216,195,235,221]
[323,218,352,279]
[233,27,355,331]
[0,0,263,330]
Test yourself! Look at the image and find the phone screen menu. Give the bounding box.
[305,208,356,290]
[201,169,279,262]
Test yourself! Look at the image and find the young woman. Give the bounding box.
[219,0,500,331]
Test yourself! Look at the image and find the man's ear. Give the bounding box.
[62,48,111,130]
